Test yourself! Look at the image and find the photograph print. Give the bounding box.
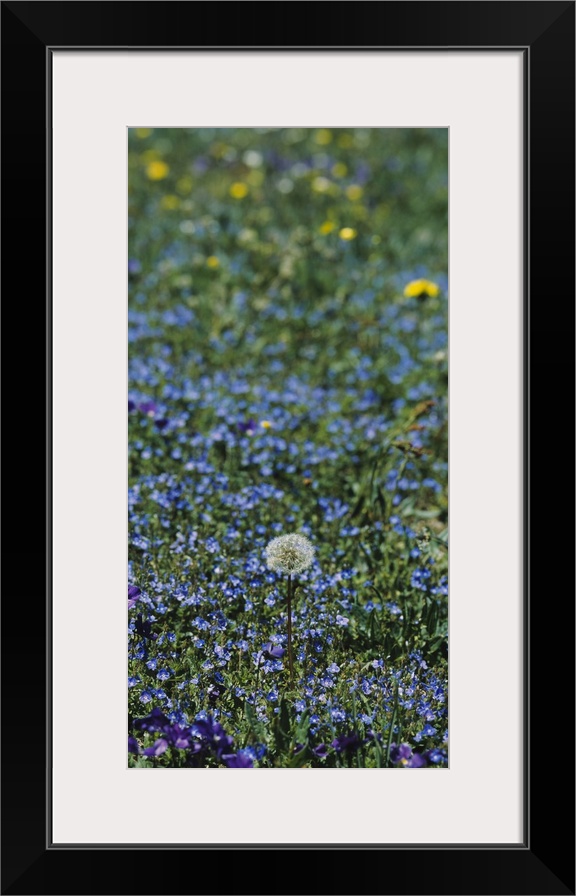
[128,127,448,769]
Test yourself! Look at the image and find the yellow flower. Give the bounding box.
[206,256,220,269]
[230,182,249,199]
[339,227,357,241]
[403,279,440,298]
[315,128,333,145]
[146,160,169,181]
[160,194,179,210]
[135,127,152,139]
[331,162,348,178]
[319,221,336,235]
[260,420,273,430]
[345,184,363,201]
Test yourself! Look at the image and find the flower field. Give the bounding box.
[128,127,448,769]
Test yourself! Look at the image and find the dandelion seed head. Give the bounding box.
[264,533,315,575]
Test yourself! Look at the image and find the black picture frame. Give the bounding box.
[2,2,574,894]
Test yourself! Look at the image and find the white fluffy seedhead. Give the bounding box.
[264,533,315,575]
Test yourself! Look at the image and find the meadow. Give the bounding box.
[128,127,448,769]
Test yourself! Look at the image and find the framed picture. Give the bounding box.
[2,2,574,894]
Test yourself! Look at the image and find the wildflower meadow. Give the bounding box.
[128,128,448,769]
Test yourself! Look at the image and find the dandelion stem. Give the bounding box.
[287,574,294,686]
[255,651,263,697]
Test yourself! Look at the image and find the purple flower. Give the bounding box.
[313,743,328,758]
[222,751,254,768]
[238,418,257,435]
[406,752,427,768]
[389,742,428,768]
[128,585,141,609]
[133,709,197,753]
[193,717,234,759]
[128,400,136,412]
[138,400,157,416]
[390,743,412,764]
[154,417,169,431]
[167,725,193,750]
[261,642,286,660]
[134,707,170,732]
[132,710,259,767]
[365,729,382,744]
[128,735,140,755]
[143,738,169,757]
[331,732,361,753]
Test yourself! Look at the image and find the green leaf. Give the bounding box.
[376,485,387,517]
[372,732,385,768]
[295,711,310,745]
[385,684,399,767]
[131,757,153,769]
[427,635,446,656]
[285,747,310,768]
[245,700,267,742]
[349,492,366,521]
[273,697,291,754]
[411,507,442,519]
[426,599,438,636]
